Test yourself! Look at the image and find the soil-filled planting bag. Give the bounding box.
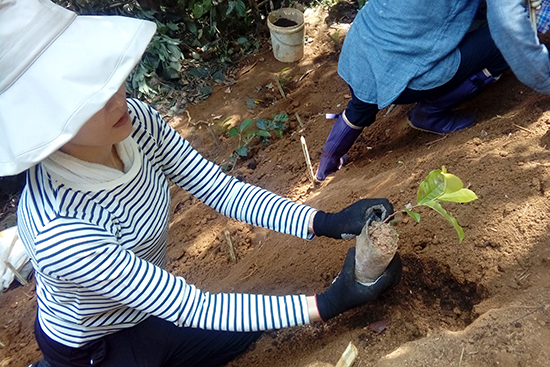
[355,221,399,284]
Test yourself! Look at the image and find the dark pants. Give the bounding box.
[35,316,262,367]
[345,24,510,128]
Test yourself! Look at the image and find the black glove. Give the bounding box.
[312,198,393,239]
[315,248,402,322]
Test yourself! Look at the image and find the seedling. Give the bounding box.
[275,67,292,99]
[227,114,288,162]
[355,166,477,284]
[401,166,478,243]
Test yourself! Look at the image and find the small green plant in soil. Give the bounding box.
[355,166,478,284]
[227,114,288,162]
[276,67,292,99]
[402,166,478,243]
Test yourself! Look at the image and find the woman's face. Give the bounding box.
[65,84,133,149]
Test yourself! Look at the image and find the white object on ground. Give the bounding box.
[0,226,30,291]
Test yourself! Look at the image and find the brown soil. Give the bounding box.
[3,7,550,367]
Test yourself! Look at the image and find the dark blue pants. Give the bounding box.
[35,316,262,367]
[345,24,510,128]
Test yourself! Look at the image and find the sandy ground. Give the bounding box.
[2,7,550,367]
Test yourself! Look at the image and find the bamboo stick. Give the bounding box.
[300,136,317,188]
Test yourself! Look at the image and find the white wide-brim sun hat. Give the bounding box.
[0,0,157,176]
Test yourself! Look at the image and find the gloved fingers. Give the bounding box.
[370,252,403,291]
[363,201,394,226]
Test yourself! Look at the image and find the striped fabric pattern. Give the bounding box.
[18,99,315,348]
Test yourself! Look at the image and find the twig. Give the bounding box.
[276,77,286,99]
[224,230,236,262]
[185,110,192,124]
[300,136,317,189]
[426,135,448,146]
[0,341,4,348]
[295,113,304,128]
[458,347,465,367]
[510,305,545,324]
[513,123,534,134]
[208,124,220,147]
[384,104,396,116]
[299,69,313,81]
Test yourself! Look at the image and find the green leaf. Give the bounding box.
[187,21,198,34]
[274,129,283,138]
[240,118,254,132]
[166,22,179,31]
[226,0,235,15]
[423,200,465,243]
[273,113,289,122]
[404,209,421,223]
[235,0,246,17]
[228,127,239,137]
[193,3,205,18]
[236,37,248,45]
[417,169,445,205]
[255,130,271,137]
[236,146,248,156]
[256,118,268,130]
[438,188,478,203]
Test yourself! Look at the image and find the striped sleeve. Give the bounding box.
[32,217,309,337]
[128,99,316,240]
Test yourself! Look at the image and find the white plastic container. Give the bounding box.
[267,8,305,63]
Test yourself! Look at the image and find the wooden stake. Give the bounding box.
[335,342,358,367]
[224,230,236,262]
[300,136,317,188]
[530,6,537,32]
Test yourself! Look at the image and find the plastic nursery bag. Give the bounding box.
[0,226,30,291]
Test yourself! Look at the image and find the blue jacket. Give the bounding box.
[339,0,550,108]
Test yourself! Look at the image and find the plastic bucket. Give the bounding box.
[267,8,304,63]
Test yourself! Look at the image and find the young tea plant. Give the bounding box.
[355,166,477,284]
[402,166,478,243]
[227,114,288,163]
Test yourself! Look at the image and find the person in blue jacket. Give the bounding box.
[317,0,550,181]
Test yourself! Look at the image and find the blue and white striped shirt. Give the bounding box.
[17,99,316,348]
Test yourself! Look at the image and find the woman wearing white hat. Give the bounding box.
[0,1,402,366]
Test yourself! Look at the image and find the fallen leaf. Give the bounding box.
[367,318,390,334]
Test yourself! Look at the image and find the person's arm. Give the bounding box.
[128,99,394,241]
[33,218,312,332]
[486,0,550,93]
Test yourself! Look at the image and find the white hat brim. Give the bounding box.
[0,15,156,176]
